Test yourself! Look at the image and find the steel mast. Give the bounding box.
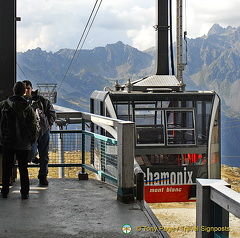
[176,0,185,88]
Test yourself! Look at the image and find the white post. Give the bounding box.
[57,127,64,178]
[117,121,135,203]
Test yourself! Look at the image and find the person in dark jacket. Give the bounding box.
[23,80,56,186]
[0,81,37,199]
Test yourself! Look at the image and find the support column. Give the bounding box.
[0,0,17,101]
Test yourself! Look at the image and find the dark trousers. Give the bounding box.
[28,129,50,176]
[1,147,29,195]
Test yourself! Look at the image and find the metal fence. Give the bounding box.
[34,111,137,203]
[29,126,118,180]
[28,130,83,179]
[82,130,118,184]
[27,110,144,203]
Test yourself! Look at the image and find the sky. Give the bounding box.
[17,0,240,52]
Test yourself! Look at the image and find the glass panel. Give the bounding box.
[135,110,155,125]
[157,101,170,108]
[196,100,212,145]
[135,109,165,144]
[186,101,193,107]
[135,102,156,108]
[166,111,194,129]
[197,101,202,114]
[136,126,164,144]
[206,102,212,114]
[147,154,179,165]
[167,130,195,145]
[114,102,132,121]
[94,100,101,115]
[117,104,129,115]
[156,110,164,125]
[135,153,207,167]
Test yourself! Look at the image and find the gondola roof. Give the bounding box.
[132,75,179,87]
[130,75,182,92]
[116,74,185,93]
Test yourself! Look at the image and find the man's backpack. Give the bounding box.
[0,105,24,146]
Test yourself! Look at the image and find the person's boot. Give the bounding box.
[32,157,40,164]
[38,175,49,186]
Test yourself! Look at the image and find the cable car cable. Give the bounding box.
[221,125,240,130]
[17,1,102,88]
[17,62,28,80]
[58,0,99,89]
[222,155,240,158]
[221,119,240,124]
[71,0,102,73]
[17,72,24,81]
[58,0,102,89]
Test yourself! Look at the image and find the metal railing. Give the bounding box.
[29,110,141,203]
[196,178,240,238]
[27,111,145,203]
[82,130,118,183]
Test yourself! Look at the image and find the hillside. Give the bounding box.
[17,41,153,111]
[17,24,240,167]
[17,24,240,115]
[186,24,240,117]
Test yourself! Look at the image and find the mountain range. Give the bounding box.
[17,23,240,167]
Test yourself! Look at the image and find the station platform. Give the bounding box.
[0,178,169,238]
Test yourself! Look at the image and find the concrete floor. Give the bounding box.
[0,178,169,238]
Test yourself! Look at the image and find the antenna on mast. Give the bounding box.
[176,0,186,90]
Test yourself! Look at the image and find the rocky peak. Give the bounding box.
[207,23,225,36]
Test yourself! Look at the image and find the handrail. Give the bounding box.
[56,111,135,203]
[56,111,129,139]
[196,178,240,238]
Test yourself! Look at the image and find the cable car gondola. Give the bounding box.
[90,0,221,202]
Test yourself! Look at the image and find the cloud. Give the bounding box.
[187,0,240,38]
[97,5,155,50]
[16,0,240,52]
[17,0,156,52]
[17,0,94,52]
[128,25,155,51]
